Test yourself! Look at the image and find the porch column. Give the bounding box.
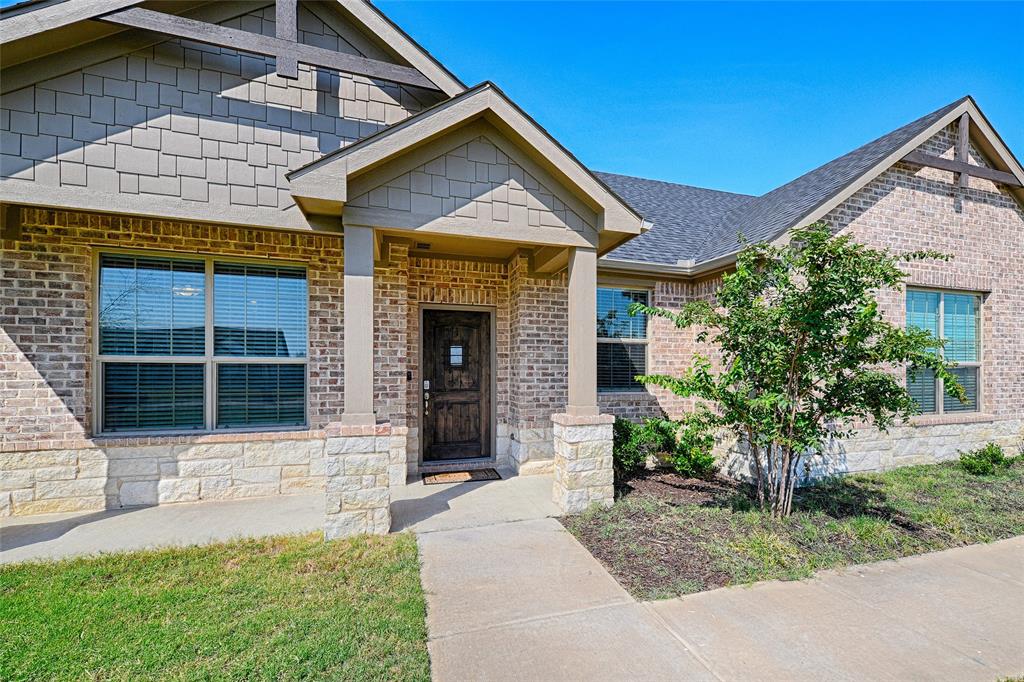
[552,246,614,514]
[325,224,390,540]
[566,246,598,416]
[342,225,376,426]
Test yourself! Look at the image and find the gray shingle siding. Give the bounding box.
[0,4,442,218]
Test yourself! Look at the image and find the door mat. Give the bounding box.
[422,468,501,485]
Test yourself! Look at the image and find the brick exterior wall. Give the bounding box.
[598,274,722,421]
[602,122,1024,472]
[0,4,441,224]
[0,208,351,514]
[1,207,352,451]
[508,254,569,470]
[1,210,575,514]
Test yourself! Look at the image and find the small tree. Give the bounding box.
[630,222,964,517]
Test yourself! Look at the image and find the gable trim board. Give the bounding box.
[0,1,268,94]
[0,0,465,96]
[763,97,1023,252]
[93,7,439,91]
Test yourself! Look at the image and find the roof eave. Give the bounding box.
[598,251,736,279]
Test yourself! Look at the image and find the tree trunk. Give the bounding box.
[747,428,765,509]
[783,454,801,516]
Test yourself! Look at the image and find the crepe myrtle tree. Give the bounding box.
[628,222,965,517]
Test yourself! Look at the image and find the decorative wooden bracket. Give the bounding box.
[275,0,298,79]
[902,113,1022,190]
[956,112,970,188]
[95,5,439,90]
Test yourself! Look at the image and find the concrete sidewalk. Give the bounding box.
[420,517,717,681]
[420,517,1024,682]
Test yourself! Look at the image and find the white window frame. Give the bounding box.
[596,285,651,394]
[92,248,309,436]
[906,287,983,415]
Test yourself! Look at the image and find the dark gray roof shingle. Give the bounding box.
[601,96,968,266]
[596,172,754,265]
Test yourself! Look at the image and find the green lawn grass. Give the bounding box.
[0,533,429,681]
[564,457,1024,600]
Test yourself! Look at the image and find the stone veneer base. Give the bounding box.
[718,418,1024,483]
[324,424,393,539]
[0,437,327,517]
[551,413,615,514]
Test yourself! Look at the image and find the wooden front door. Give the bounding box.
[422,309,491,461]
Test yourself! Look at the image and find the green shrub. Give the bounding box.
[672,416,718,479]
[959,442,1007,476]
[612,416,717,481]
[612,417,675,480]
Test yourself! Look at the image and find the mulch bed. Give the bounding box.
[569,471,745,596]
[617,470,744,506]
[564,460,1024,600]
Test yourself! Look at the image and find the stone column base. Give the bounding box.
[324,423,392,539]
[551,413,615,514]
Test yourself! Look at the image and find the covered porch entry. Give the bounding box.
[287,83,648,538]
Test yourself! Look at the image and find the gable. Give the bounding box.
[697,97,1023,264]
[348,134,594,233]
[0,3,447,231]
[288,81,647,256]
[828,121,1024,233]
[1,1,464,95]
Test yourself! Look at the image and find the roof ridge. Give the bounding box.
[594,171,756,199]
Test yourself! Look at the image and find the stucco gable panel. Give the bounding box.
[349,134,594,233]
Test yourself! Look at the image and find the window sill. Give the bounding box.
[91,425,320,445]
[598,390,652,397]
[908,413,995,427]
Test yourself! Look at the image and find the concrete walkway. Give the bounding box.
[391,469,559,533]
[0,471,554,563]
[420,513,1024,681]
[0,493,322,563]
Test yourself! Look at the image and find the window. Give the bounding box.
[96,253,308,433]
[597,287,648,392]
[906,289,981,414]
[448,345,463,367]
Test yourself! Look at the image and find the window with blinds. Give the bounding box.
[597,288,649,392]
[905,289,981,415]
[96,253,308,434]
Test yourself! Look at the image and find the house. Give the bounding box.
[2,1,1021,538]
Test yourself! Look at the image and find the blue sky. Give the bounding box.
[376,1,1023,195]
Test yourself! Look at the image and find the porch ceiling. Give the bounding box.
[287,82,651,272]
[385,231,524,261]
